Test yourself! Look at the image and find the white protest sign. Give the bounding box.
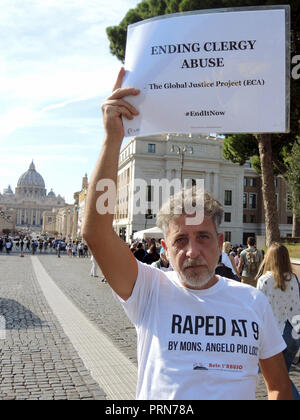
[122,7,290,137]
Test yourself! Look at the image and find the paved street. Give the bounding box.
[0,251,299,400]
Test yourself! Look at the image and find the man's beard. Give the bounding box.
[179,258,216,289]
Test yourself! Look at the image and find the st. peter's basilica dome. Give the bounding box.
[17,161,45,188]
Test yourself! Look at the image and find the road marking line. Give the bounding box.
[31,256,137,400]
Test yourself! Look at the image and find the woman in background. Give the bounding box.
[256,243,300,400]
[222,241,240,281]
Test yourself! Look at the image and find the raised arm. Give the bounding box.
[82,68,140,300]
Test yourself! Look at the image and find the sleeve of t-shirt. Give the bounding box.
[112,260,160,326]
[258,296,286,360]
[256,274,269,296]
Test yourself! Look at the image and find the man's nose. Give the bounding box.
[186,239,201,259]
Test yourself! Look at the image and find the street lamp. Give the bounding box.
[170,144,194,184]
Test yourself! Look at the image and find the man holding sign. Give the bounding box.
[82,67,292,400]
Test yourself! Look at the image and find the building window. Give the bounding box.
[249,193,257,209]
[243,193,248,209]
[249,178,255,187]
[274,177,278,188]
[287,216,293,224]
[224,190,232,206]
[243,214,247,223]
[243,177,247,187]
[250,215,256,223]
[224,232,231,242]
[148,144,156,153]
[224,212,231,222]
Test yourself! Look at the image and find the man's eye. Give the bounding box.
[175,237,186,244]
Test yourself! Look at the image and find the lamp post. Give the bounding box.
[170,144,194,185]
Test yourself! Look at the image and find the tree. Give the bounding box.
[283,137,300,237]
[106,0,300,246]
[223,108,300,240]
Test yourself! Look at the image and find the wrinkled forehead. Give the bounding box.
[167,214,217,237]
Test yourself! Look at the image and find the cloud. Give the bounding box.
[1,144,98,153]
[0,93,104,137]
[0,107,37,136]
[0,0,139,134]
[0,0,140,200]
[0,153,88,163]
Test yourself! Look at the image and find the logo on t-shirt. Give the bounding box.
[193,363,208,370]
[196,362,245,372]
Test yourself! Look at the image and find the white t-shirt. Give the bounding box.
[257,271,300,335]
[114,261,286,400]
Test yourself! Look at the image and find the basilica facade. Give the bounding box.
[0,161,66,231]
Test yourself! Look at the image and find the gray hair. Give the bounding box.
[156,188,223,237]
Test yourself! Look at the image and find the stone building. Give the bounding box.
[0,161,66,232]
[113,134,293,245]
[77,174,89,239]
[42,175,86,240]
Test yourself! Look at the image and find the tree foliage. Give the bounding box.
[106,0,300,240]
[106,0,299,63]
[283,137,300,217]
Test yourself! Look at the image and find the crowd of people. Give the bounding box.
[129,236,264,282]
[0,235,91,258]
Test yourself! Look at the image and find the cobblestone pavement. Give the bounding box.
[0,251,299,400]
[0,254,106,400]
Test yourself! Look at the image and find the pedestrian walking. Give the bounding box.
[256,243,300,400]
[151,247,173,272]
[83,243,89,257]
[57,242,61,258]
[72,242,77,257]
[142,243,160,265]
[237,237,263,287]
[90,255,98,277]
[234,247,243,270]
[5,240,12,254]
[222,241,240,281]
[67,242,72,257]
[82,68,292,400]
[78,243,84,258]
[133,242,146,262]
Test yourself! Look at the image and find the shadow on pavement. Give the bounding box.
[0,298,44,329]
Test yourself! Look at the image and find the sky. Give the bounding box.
[0,0,141,204]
